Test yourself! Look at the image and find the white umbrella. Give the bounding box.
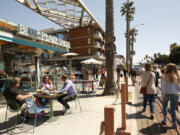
[62,52,78,57]
[81,58,103,65]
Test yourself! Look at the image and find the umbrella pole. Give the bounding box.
[35,56,40,83]
[69,59,72,79]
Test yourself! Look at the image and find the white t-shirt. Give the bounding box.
[40,83,53,93]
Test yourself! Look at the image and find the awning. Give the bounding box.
[0,35,67,53]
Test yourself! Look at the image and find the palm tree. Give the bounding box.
[121,0,135,73]
[170,43,178,52]
[129,28,138,68]
[154,53,157,59]
[103,0,117,95]
[144,55,148,62]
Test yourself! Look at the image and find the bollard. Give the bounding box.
[125,76,128,103]
[104,105,114,135]
[116,83,131,135]
[121,84,126,129]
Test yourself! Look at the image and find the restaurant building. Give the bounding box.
[0,18,70,75]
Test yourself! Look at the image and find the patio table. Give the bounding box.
[30,92,63,118]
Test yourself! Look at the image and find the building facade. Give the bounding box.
[43,25,105,64]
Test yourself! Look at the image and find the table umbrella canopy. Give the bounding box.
[81,58,103,65]
[62,52,78,57]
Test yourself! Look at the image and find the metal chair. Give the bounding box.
[22,98,51,133]
[21,82,31,92]
[74,82,82,111]
[4,99,21,129]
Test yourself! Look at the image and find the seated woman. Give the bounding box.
[38,76,53,106]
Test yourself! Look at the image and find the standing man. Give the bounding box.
[152,65,160,87]
[57,75,77,114]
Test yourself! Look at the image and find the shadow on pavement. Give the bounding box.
[128,102,143,107]
[139,123,169,135]
[0,114,51,134]
[126,111,150,120]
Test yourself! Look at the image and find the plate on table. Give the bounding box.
[36,89,44,94]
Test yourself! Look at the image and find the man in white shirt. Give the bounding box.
[57,75,77,114]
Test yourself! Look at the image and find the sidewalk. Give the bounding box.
[0,77,137,135]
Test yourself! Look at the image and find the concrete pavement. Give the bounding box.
[0,77,138,135]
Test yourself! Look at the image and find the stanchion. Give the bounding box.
[121,84,126,129]
[104,105,114,135]
[125,76,131,104]
[116,84,131,135]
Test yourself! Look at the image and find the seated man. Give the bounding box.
[3,77,35,110]
[57,75,77,114]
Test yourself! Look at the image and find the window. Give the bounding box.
[57,34,64,40]
[88,38,91,44]
[88,28,91,34]
[88,48,91,54]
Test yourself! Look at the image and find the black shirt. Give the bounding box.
[130,69,136,77]
[116,67,121,74]
[3,87,23,109]
[152,70,160,87]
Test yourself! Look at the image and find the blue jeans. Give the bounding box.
[143,94,156,113]
[162,94,179,124]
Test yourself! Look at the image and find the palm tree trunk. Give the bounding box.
[126,0,130,75]
[130,42,134,69]
[103,0,116,95]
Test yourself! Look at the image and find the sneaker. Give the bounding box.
[172,123,177,129]
[161,120,166,125]
[65,109,71,115]
[150,114,154,120]
[141,108,146,112]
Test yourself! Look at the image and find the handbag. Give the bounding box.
[140,87,147,94]
[140,74,152,94]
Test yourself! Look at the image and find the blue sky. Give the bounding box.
[1,0,180,63]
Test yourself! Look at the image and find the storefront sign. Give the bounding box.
[17,24,70,49]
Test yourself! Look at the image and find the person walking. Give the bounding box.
[129,68,137,86]
[152,65,160,87]
[141,63,156,119]
[161,63,180,129]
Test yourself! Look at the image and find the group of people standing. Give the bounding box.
[140,63,180,129]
